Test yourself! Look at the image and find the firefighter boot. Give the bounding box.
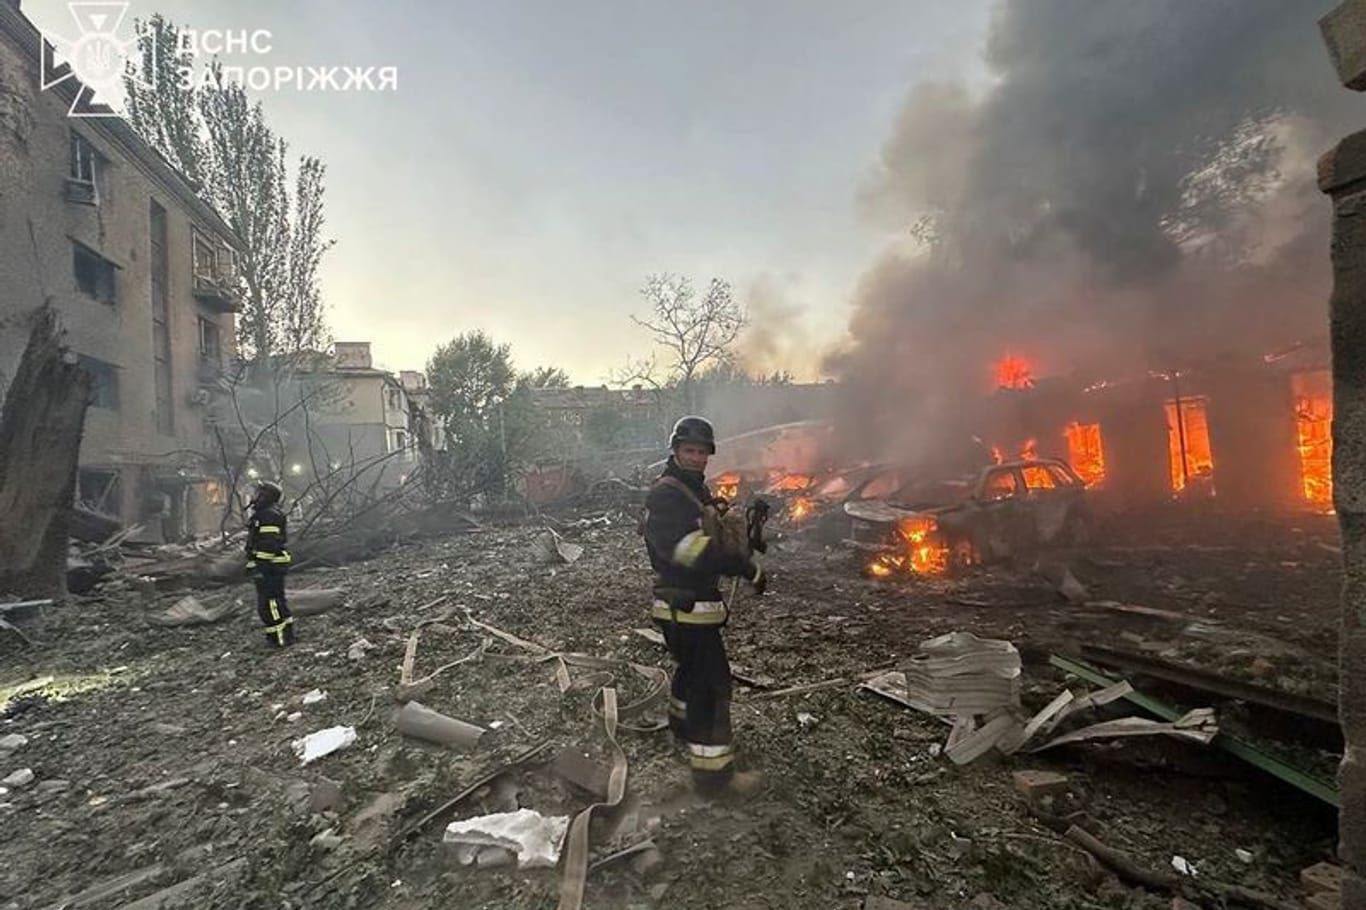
[698,769,765,800]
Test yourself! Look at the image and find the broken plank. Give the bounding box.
[393,741,554,843]
[1050,655,1339,807]
[1078,643,1339,726]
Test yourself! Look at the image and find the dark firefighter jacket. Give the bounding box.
[245,504,292,571]
[643,458,748,609]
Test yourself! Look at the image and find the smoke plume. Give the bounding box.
[831,0,1357,463]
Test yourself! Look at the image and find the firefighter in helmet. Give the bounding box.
[642,416,767,795]
[244,480,295,648]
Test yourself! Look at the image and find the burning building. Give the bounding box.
[976,346,1333,514]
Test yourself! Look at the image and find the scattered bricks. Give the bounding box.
[1012,770,1070,808]
[309,779,344,814]
[551,747,611,799]
[1302,861,1346,895]
[1308,891,1342,910]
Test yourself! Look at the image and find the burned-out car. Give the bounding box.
[843,458,1090,572]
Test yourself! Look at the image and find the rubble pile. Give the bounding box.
[0,508,1344,909]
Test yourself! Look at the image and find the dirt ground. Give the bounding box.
[0,504,1345,909]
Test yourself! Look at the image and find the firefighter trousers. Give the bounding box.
[656,617,734,789]
[253,568,295,648]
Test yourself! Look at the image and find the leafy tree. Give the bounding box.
[124,16,332,360]
[425,331,567,497]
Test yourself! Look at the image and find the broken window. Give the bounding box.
[77,355,120,410]
[1063,421,1107,487]
[67,131,102,204]
[77,468,121,514]
[72,243,116,303]
[198,317,222,362]
[1292,370,1333,509]
[192,230,217,279]
[1020,465,1058,490]
[982,468,1019,501]
[1165,396,1215,495]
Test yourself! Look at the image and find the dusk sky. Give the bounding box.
[25,0,994,381]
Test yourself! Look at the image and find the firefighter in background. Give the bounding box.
[643,416,767,795]
[245,480,295,648]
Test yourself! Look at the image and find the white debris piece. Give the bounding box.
[443,808,570,868]
[0,734,28,751]
[301,689,328,706]
[1171,856,1198,877]
[347,638,375,661]
[796,712,817,728]
[287,712,303,723]
[3,768,35,789]
[1235,848,1254,864]
[291,726,357,765]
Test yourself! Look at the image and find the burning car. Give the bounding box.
[844,457,1090,576]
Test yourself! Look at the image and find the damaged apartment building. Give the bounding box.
[290,342,443,491]
[0,0,242,540]
[979,345,1334,514]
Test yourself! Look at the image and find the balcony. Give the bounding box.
[192,270,242,313]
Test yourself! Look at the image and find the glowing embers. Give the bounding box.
[767,472,813,493]
[994,354,1035,390]
[1063,422,1107,488]
[1292,371,1332,510]
[789,497,815,523]
[713,472,741,501]
[1164,397,1215,495]
[866,515,949,577]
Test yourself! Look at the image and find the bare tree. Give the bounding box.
[631,274,747,411]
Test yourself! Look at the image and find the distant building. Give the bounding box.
[297,342,438,487]
[0,1,242,539]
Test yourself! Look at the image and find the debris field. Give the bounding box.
[0,507,1345,910]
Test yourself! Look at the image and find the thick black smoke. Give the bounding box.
[831,0,1358,464]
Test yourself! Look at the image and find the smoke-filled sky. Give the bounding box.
[24,0,995,381]
[24,0,1357,393]
[830,0,1358,460]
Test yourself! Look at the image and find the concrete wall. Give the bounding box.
[0,9,237,536]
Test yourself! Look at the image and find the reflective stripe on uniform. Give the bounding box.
[268,598,281,622]
[672,530,710,567]
[253,551,292,564]
[257,525,282,534]
[669,697,687,717]
[688,742,734,771]
[651,599,727,626]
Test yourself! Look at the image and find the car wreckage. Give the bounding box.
[841,457,1091,574]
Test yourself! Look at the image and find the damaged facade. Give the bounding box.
[976,348,1334,515]
[0,0,241,540]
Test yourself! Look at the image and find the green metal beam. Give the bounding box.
[1050,654,1340,809]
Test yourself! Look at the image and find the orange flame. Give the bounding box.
[789,497,814,522]
[1020,438,1038,461]
[1063,422,1107,487]
[991,446,1005,465]
[995,354,1035,390]
[1165,397,1215,495]
[769,473,813,492]
[714,472,741,501]
[1292,372,1332,510]
[866,516,948,577]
